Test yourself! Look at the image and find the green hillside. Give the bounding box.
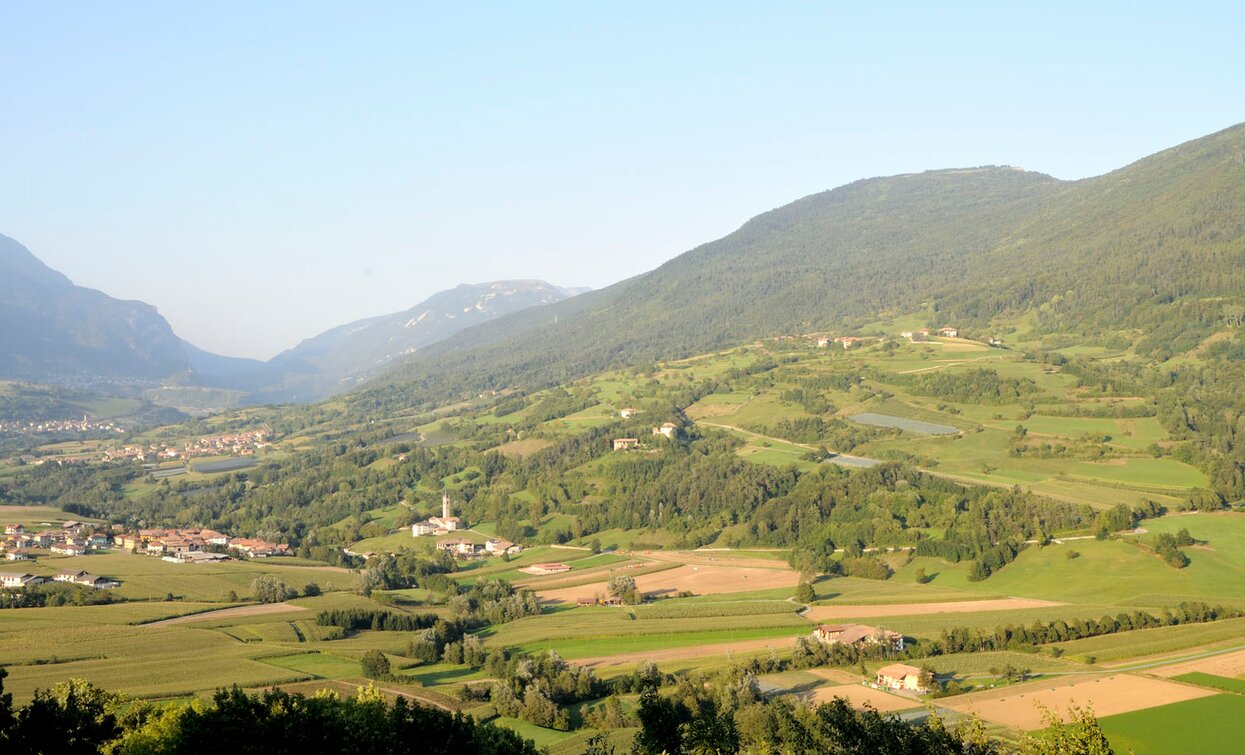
[356,123,1245,414]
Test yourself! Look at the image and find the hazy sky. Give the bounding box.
[3,3,1242,359]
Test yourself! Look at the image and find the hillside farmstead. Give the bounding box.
[813,623,904,651]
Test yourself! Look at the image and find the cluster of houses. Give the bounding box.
[411,494,464,537]
[437,537,522,559]
[0,569,120,591]
[811,623,929,694]
[817,336,873,349]
[612,423,678,452]
[410,493,521,559]
[115,528,289,560]
[899,326,959,341]
[0,416,125,435]
[102,428,271,463]
[3,521,111,560]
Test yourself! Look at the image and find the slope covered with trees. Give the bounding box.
[355,123,1245,414]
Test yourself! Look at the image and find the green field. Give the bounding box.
[1173,672,1245,694]
[1099,695,1244,755]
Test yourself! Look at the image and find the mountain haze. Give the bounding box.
[228,280,584,404]
[356,122,1245,411]
[0,234,190,382]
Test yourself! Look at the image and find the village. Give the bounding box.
[1,519,291,594]
[0,416,125,435]
[102,427,272,463]
[408,493,524,560]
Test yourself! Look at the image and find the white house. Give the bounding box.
[653,422,678,439]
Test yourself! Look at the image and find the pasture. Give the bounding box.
[1098,694,1245,755]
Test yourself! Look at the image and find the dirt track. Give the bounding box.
[146,602,307,626]
[804,598,1062,621]
[574,636,801,668]
[939,674,1215,730]
[538,563,799,604]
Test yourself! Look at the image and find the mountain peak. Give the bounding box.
[0,234,73,289]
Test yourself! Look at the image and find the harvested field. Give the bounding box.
[1151,648,1245,678]
[805,683,923,712]
[145,602,308,626]
[539,563,799,604]
[940,674,1215,730]
[492,438,554,459]
[574,635,800,668]
[805,598,1061,621]
[808,668,866,685]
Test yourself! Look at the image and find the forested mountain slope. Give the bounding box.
[356,123,1245,413]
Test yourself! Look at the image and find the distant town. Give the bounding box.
[18,427,273,467]
[0,416,125,435]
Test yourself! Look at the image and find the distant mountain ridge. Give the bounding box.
[354,122,1245,412]
[0,233,585,404]
[230,280,584,403]
[0,234,189,382]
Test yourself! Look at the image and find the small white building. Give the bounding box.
[653,422,678,439]
[619,408,639,419]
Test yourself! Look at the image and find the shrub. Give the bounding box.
[360,649,391,679]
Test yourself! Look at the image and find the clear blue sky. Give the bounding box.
[3,3,1241,359]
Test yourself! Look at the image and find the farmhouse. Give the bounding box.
[485,538,522,556]
[0,572,46,589]
[834,336,864,349]
[411,520,439,536]
[876,663,928,694]
[938,327,959,338]
[51,543,86,556]
[619,407,639,418]
[653,422,678,439]
[613,438,640,451]
[437,538,481,558]
[4,524,24,536]
[813,623,905,651]
[816,337,830,348]
[4,550,32,561]
[229,538,290,558]
[54,570,118,588]
[520,562,572,575]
